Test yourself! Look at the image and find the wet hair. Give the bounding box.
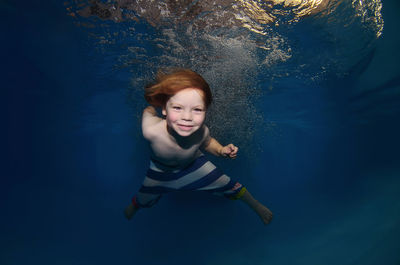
[144,69,212,109]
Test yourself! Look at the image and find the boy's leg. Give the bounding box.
[238,188,273,225]
[216,181,273,225]
[124,203,139,220]
[124,195,140,220]
[124,193,161,220]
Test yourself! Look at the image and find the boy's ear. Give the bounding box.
[162,108,166,116]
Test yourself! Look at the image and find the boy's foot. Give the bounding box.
[255,203,273,225]
[124,203,138,220]
[239,190,273,225]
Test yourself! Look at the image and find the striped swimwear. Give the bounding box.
[132,155,247,208]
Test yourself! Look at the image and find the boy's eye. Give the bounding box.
[172,106,182,110]
[194,108,204,112]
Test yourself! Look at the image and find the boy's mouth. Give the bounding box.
[177,124,194,131]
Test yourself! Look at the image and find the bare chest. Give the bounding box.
[149,135,201,165]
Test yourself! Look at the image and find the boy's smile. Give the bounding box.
[162,88,206,137]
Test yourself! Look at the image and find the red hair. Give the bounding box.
[144,69,212,108]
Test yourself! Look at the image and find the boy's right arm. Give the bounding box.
[142,106,162,140]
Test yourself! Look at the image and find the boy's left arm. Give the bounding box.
[204,137,238,159]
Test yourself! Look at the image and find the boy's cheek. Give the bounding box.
[166,113,179,122]
[197,114,206,124]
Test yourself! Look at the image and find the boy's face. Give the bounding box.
[162,88,206,137]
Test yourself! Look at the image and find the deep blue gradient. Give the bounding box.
[2,1,400,265]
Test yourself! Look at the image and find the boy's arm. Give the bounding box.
[204,137,238,159]
[142,106,162,139]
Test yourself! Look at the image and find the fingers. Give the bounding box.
[220,144,238,158]
[226,144,238,159]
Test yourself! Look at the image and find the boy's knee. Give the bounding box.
[133,195,161,208]
[224,183,247,200]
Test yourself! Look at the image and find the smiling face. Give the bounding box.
[162,88,206,137]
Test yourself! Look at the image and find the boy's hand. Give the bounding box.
[220,144,238,159]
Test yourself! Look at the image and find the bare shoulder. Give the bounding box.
[200,125,211,147]
[142,107,164,140]
[202,125,210,138]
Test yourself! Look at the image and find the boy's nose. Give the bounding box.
[182,111,192,121]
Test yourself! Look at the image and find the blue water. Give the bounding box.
[2,0,400,264]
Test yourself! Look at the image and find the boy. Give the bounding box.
[124,69,273,225]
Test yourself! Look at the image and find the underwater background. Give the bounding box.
[2,0,400,264]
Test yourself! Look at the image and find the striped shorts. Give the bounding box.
[133,155,246,208]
